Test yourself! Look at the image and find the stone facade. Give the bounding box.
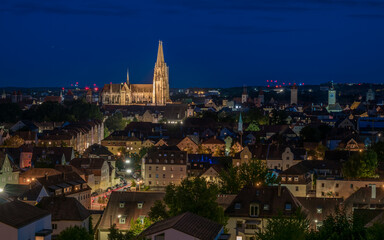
[100,41,170,106]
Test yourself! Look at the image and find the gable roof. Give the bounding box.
[38,197,90,221]
[139,212,223,240]
[98,191,165,230]
[0,200,50,228]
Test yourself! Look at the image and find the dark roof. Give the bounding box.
[38,197,90,221]
[0,200,50,228]
[98,191,165,230]
[3,184,29,198]
[70,158,106,170]
[225,186,302,218]
[139,212,223,240]
[297,197,342,223]
[84,144,113,157]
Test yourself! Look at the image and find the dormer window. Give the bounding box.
[281,177,286,181]
[119,216,126,224]
[250,203,260,217]
[235,203,241,209]
[288,177,292,181]
[119,202,125,208]
[137,202,143,209]
[294,176,299,182]
[263,204,270,211]
[317,208,322,214]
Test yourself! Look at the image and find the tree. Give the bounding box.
[0,103,22,122]
[218,159,278,194]
[370,141,384,162]
[255,209,309,240]
[129,217,152,236]
[310,208,366,240]
[105,112,128,132]
[343,150,378,178]
[4,135,24,147]
[57,226,93,240]
[148,177,227,226]
[148,200,169,222]
[246,120,260,132]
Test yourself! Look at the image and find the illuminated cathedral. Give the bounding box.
[100,41,170,105]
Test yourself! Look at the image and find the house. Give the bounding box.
[201,137,225,157]
[343,185,383,213]
[225,185,302,239]
[297,197,342,230]
[101,132,142,155]
[31,147,75,168]
[200,165,222,185]
[176,136,199,154]
[0,152,20,191]
[279,163,313,197]
[84,144,114,159]
[4,183,49,205]
[316,178,384,199]
[97,191,165,240]
[19,168,62,185]
[142,146,187,190]
[70,158,111,191]
[139,212,225,240]
[35,172,92,209]
[38,197,91,237]
[0,200,52,240]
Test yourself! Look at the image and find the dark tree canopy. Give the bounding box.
[57,226,93,240]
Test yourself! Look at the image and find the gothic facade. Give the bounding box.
[100,41,170,105]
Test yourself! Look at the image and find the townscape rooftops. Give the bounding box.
[38,196,90,221]
[0,200,50,228]
[139,212,223,240]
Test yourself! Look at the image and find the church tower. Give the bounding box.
[152,41,170,105]
[328,82,336,105]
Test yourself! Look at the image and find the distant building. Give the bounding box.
[366,88,375,101]
[290,85,298,105]
[100,41,170,105]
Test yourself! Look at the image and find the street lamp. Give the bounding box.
[126,169,132,174]
[125,159,131,164]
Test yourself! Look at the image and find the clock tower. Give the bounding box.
[328,82,336,105]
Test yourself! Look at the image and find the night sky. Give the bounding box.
[1,0,384,88]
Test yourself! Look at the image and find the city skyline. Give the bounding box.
[1,0,384,88]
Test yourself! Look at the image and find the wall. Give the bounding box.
[18,214,51,240]
[53,218,89,237]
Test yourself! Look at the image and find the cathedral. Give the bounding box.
[100,41,170,105]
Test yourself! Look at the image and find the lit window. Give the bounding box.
[263,204,270,210]
[285,203,292,211]
[163,166,166,171]
[317,208,322,214]
[250,203,259,217]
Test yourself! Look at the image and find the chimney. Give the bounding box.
[45,172,48,180]
[370,184,376,199]
[278,183,281,197]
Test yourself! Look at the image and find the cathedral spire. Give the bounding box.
[156,40,164,65]
[126,68,130,85]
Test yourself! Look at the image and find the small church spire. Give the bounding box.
[156,40,165,65]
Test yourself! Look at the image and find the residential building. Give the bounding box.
[142,146,187,189]
[98,191,165,240]
[70,158,112,191]
[0,200,52,240]
[0,152,20,191]
[101,133,142,155]
[139,212,224,240]
[38,197,91,237]
[225,185,302,239]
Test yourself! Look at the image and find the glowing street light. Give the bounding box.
[126,169,132,174]
[125,159,131,164]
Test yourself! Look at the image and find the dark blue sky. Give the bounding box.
[1,0,384,88]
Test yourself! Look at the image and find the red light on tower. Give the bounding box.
[267,85,270,88]
[76,82,79,85]
[85,87,89,90]
[267,80,269,82]
[302,83,305,86]
[94,87,99,91]
[289,83,291,85]
[283,82,285,85]
[275,80,277,83]
[62,87,64,90]
[279,85,282,88]
[93,83,96,86]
